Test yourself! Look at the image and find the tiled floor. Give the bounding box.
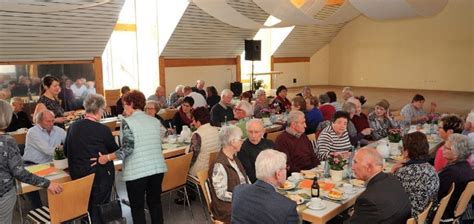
[13,173,209,224]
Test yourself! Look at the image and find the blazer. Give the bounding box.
[231,180,299,224]
[349,172,411,224]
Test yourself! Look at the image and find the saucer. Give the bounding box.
[343,188,358,194]
[306,202,326,210]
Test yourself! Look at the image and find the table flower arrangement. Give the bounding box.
[328,153,348,181]
[388,129,402,143]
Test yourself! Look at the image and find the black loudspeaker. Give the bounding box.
[230,82,243,97]
[245,40,261,61]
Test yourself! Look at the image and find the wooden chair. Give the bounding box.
[197,169,224,224]
[26,174,95,224]
[433,183,455,224]
[160,109,178,121]
[104,89,121,107]
[102,120,117,132]
[452,181,474,222]
[11,132,27,145]
[162,153,194,215]
[307,133,316,141]
[407,201,432,224]
[266,130,283,142]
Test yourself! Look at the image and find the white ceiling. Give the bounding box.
[0,0,125,62]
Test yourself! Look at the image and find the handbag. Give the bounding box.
[98,185,125,224]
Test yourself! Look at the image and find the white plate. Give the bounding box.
[278,181,296,190]
[306,202,326,210]
[343,188,358,195]
[326,194,348,201]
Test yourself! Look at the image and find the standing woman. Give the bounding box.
[270,85,291,114]
[64,94,119,224]
[0,99,63,223]
[96,90,167,224]
[34,75,70,129]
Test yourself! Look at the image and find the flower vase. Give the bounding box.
[330,169,344,182]
[53,158,68,170]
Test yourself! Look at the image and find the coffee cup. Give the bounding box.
[291,172,303,180]
[310,197,322,207]
[343,183,353,193]
[168,136,177,143]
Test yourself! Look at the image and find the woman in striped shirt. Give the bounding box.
[315,111,353,160]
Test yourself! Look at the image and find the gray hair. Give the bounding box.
[175,85,185,93]
[319,94,330,104]
[255,149,287,180]
[287,110,304,124]
[146,100,161,111]
[342,102,356,114]
[83,94,106,114]
[220,89,234,98]
[359,147,384,167]
[255,89,266,97]
[35,110,55,123]
[10,97,23,105]
[448,134,473,162]
[246,118,264,130]
[0,99,13,129]
[235,100,253,117]
[466,111,474,125]
[219,125,243,147]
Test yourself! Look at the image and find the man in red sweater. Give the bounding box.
[275,110,320,173]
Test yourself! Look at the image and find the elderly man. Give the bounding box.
[168,84,184,108]
[233,101,253,139]
[237,119,275,183]
[24,110,66,164]
[148,86,167,108]
[5,97,33,132]
[275,110,319,173]
[350,147,411,224]
[70,78,88,100]
[210,89,234,126]
[232,149,299,224]
[183,86,207,109]
[192,80,206,97]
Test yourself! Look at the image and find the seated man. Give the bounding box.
[232,149,299,224]
[147,86,167,108]
[191,79,206,98]
[275,110,319,173]
[23,110,66,164]
[210,89,234,126]
[237,119,275,183]
[183,86,207,109]
[350,147,411,224]
[6,97,33,132]
[400,94,430,124]
[115,86,130,115]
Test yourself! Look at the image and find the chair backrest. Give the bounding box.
[454,181,474,218]
[406,202,432,224]
[307,133,316,141]
[11,132,27,145]
[162,152,193,192]
[160,109,178,121]
[48,174,95,224]
[102,120,117,132]
[266,130,283,142]
[433,183,455,224]
[197,169,212,212]
[208,151,218,168]
[104,89,121,107]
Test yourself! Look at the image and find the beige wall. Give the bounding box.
[165,65,236,95]
[325,0,473,92]
[273,62,310,88]
[309,44,330,86]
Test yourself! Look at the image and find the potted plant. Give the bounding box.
[53,145,68,170]
[328,153,348,182]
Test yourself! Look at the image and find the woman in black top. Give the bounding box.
[34,75,72,128]
[206,86,220,110]
[172,96,194,134]
[64,94,119,224]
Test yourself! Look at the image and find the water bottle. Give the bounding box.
[323,160,330,178]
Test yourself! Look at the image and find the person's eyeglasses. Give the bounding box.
[234,108,244,112]
[144,107,156,110]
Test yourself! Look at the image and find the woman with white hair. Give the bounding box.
[438,134,474,221]
[233,100,253,139]
[208,125,249,223]
[210,89,234,126]
[253,89,271,118]
[464,110,474,141]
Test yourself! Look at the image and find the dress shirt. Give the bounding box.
[23,124,66,164]
[70,84,88,99]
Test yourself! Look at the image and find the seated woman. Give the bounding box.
[208,125,249,223]
[368,99,399,140]
[315,111,353,160]
[304,96,323,135]
[64,94,120,224]
[434,115,464,171]
[437,134,474,221]
[270,85,291,114]
[253,89,271,118]
[391,132,439,217]
[400,94,430,124]
[240,91,252,103]
[144,100,167,139]
[347,97,372,140]
[342,102,369,147]
[318,93,336,121]
[172,96,194,134]
[206,86,220,110]
[233,100,253,139]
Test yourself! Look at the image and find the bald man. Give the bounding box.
[349,148,411,224]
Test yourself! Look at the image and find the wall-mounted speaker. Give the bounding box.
[244,40,261,61]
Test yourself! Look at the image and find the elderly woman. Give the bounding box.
[208,125,249,223]
[270,85,291,114]
[368,99,399,140]
[210,89,234,126]
[305,96,323,135]
[64,94,119,224]
[206,86,220,110]
[400,94,430,124]
[97,90,167,224]
[316,111,353,160]
[172,96,194,134]
[34,75,72,128]
[145,100,166,125]
[347,97,372,140]
[253,89,271,118]
[434,115,464,171]
[0,100,62,223]
[437,134,474,221]
[319,93,336,121]
[391,132,439,217]
[233,100,253,139]
[341,102,369,147]
[326,91,342,111]
[291,96,306,112]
